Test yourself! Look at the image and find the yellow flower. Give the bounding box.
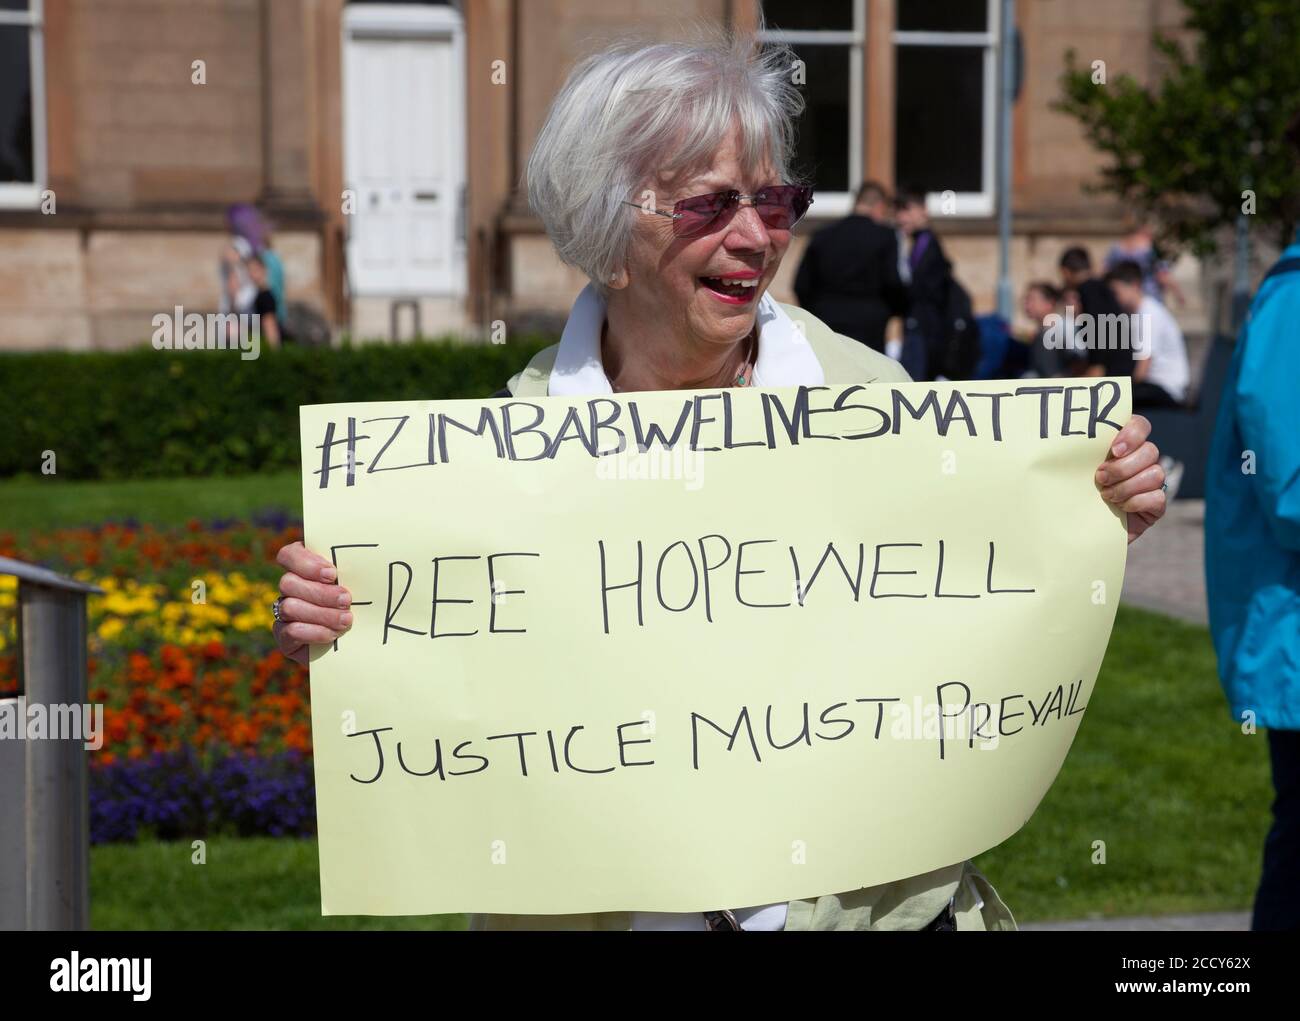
[232,611,265,632]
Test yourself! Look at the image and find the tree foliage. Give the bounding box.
[1055,0,1300,255]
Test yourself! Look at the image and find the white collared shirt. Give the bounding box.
[550,282,820,931]
[547,283,825,396]
[1137,294,1190,403]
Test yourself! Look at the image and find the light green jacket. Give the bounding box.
[474,304,1018,932]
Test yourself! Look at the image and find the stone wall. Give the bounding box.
[0,227,322,351]
[53,0,263,209]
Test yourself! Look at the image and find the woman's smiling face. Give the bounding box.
[617,126,792,351]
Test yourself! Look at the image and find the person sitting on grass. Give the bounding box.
[1019,280,1077,378]
[1104,259,1190,409]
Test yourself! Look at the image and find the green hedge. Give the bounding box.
[3,338,553,481]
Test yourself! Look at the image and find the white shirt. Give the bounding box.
[1138,294,1190,403]
[549,282,825,930]
[548,283,824,396]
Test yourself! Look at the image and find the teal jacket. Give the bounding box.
[471,304,1018,931]
[262,248,287,322]
[1205,244,1300,730]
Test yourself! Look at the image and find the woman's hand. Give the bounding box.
[1094,414,1166,544]
[273,541,353,666]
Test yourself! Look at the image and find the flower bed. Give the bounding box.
[0,513,316,842]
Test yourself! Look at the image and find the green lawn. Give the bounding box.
[4,472,1269,928]
[90,836,464,931]
[0,471,301,531]
[972,605,1270,923]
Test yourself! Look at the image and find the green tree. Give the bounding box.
[1055,0,1300,257]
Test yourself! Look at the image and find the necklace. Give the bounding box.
[732,327,758,387]
[604,323,759,392]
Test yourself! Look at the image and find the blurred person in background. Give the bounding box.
[1104,215,1185,307]
[1019,280,1074,378]
[219,205,257,326]
[1058,246,1135,380]
[220,204,288,337]
[247,254,282,348]
[793,179,906,354]
[1205,113,1300,931]
[1105,259,1190,408]
[894,189,946,380]
[895,189,975,381]
[1205,226,1300,931]
[1106,258,1187,497]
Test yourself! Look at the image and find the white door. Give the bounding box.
[343,5,466,297]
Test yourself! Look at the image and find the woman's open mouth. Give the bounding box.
[699,275,760,304]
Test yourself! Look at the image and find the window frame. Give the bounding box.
[758,0,865,219]
[0,0,46,210]
[893,0,998,218]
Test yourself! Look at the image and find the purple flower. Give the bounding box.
[90,749,316,844]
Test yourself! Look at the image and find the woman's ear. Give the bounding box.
[607,267,628,290]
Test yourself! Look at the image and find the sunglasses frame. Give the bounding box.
[622,184,815,238]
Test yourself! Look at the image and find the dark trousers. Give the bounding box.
[900,326,930,381]
[1253,728,1300,930]
[1132,381,1181,409]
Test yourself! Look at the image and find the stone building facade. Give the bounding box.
[0,0,1211,351]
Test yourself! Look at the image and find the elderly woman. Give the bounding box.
[272,32,1168,931]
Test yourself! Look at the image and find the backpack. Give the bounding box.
[281,300,332,347]
[936,275,979,380]
[973,313,1018,379]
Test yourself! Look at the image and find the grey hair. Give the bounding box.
[525,27,806,298]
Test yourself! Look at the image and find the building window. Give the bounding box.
[0,0,45,208]
[894,0,996,217]
[760,0,864,217]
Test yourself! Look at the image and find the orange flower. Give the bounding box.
[105,710,131,743]
[128,653,154,685]
[284,724,312,752]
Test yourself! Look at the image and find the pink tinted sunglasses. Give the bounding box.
[622,184,815,238]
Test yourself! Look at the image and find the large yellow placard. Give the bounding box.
[300,379,1129,915]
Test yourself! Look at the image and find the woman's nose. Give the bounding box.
[723,201,771,249]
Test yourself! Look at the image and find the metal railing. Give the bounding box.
[0,557,101,930]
